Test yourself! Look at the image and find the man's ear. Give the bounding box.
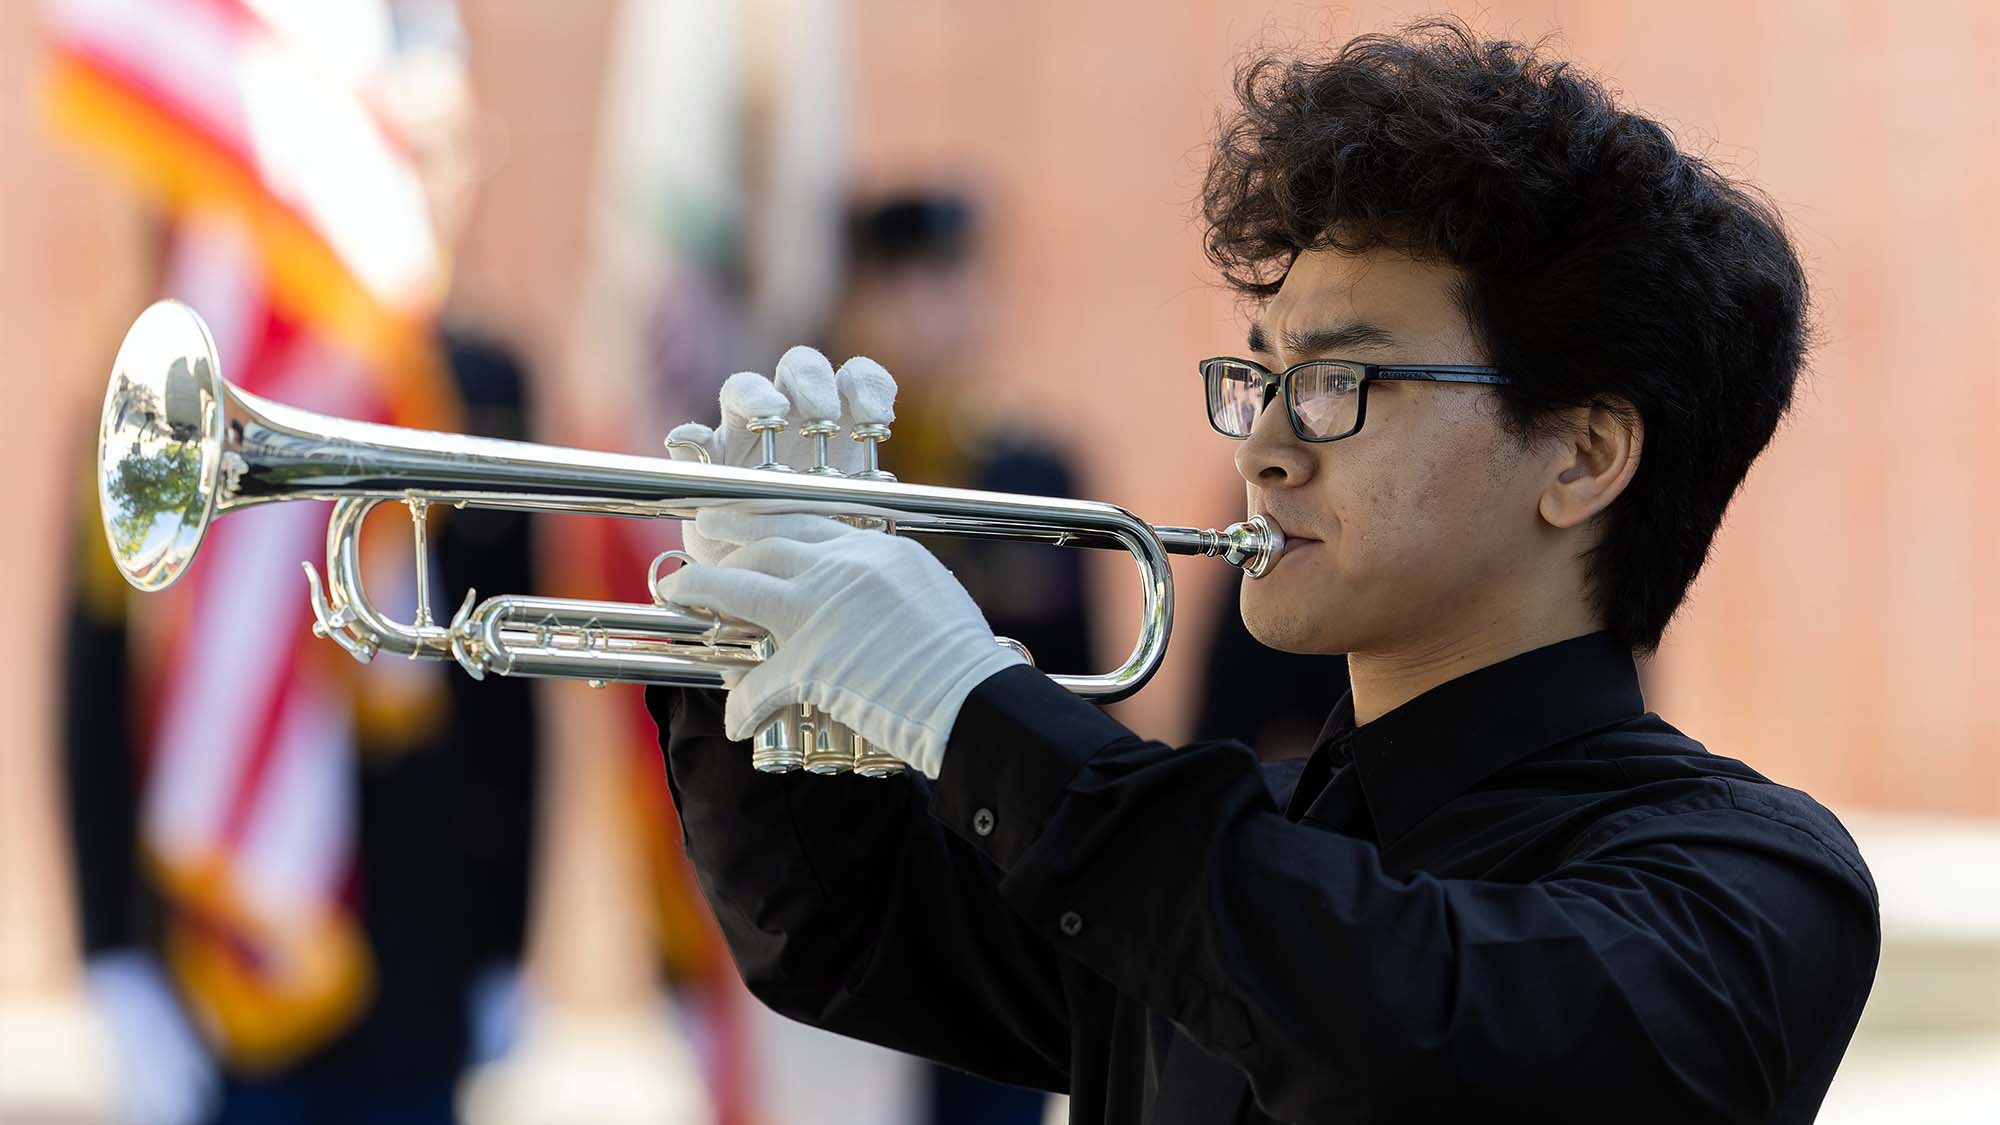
[1538,399,1643,530]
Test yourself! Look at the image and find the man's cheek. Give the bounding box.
[1329,514,1393,587]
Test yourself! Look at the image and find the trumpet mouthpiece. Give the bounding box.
[1151,514,1286,578]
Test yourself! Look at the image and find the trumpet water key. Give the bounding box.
[97,301,1286,774]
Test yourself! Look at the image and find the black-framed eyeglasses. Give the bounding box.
[1197,356,1511,442]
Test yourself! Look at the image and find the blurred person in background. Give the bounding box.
[829,193,1099,681]
[648,19,1878,1124]
[59,10,541,1123]
[823,192,1091,1124]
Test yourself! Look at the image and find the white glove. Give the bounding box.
[653,508,1028,778]
[86,950,218,1125]
[664,346,897,565]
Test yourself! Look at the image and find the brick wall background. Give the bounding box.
[8,0,1996,818]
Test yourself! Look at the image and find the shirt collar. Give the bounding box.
[1302,631,1645,844]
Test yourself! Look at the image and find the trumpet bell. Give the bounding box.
[96,300,228,592]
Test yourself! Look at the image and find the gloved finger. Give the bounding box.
[665,422,721,464]
[721,535,830,581]
[721,662,808,743]
[719,370,791,427]
[774,346,841,423]
[837,356,898,426]
[652,563,808,636]
[718,371,790,467]
[818,355,896,475]
[770,347,843,472]
[692,508,858,548]
[664,425,728,563]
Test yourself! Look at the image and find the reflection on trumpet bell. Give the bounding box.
[97,300,1285,776]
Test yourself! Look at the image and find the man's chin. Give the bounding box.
[1239,590,1348,655]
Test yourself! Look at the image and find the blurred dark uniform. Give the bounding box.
[64,329,542,1123]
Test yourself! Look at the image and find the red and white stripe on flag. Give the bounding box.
[140,221,401,1069]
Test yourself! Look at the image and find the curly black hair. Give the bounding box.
[1202,18,1809,652]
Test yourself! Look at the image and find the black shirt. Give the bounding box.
[648,630,1878,1123]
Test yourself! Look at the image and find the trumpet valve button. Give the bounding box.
[798,419,842,476]
[746,415,792,472]
[849,423,895,481]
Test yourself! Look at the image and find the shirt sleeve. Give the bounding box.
[646,684,1087,1091]
[932,665,1881,1123]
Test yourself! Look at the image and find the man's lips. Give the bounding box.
[1252,519,1319,570]
[1252,516,1319,545]
[1244,509,1320,563]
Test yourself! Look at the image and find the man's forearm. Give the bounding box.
[646,685,1080,1090]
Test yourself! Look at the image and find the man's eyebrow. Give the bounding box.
[1247,321,1397,356]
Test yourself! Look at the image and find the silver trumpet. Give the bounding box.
[96,301,1285,774]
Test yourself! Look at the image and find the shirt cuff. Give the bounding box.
[931,664,1135,869]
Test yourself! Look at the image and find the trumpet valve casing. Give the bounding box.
[751,716,803,773]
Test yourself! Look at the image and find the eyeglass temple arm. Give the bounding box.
[1367,365,1510,385]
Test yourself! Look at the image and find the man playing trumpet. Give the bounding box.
[649,20,1877,1124]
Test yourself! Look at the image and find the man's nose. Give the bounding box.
[1234,394,1315,488]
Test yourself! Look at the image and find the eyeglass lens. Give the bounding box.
[1205,360,1361,440]
[1206,360,1265,437]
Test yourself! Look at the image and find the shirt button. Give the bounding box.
[972,808,996,837]
[1058,911,1084,937]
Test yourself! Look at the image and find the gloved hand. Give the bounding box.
[664,346,897,565]
[86,949,218,1125]
[654,508,1028,778]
